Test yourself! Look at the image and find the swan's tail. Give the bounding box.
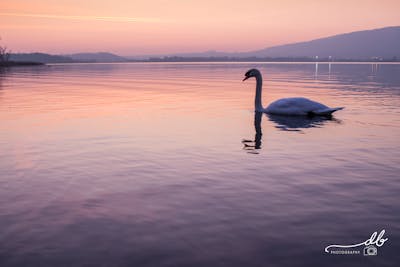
[313,107,344,116]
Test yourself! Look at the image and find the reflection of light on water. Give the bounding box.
[314,62,319,79]
[328,63,332,79]
[371,63,379,74]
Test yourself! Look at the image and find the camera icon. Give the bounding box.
[363,245,378,256]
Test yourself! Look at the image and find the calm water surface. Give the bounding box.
[1,63,399,266]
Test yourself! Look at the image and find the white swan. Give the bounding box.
[243,69,344,116]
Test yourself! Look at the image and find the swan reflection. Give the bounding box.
[267,114,341,131]
[242,111,263,154]
[242,112,341,153]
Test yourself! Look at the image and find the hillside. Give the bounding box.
[247,26,400,59]
[143,26,400,60]
[9,53,74,63]
[66,52,127,62]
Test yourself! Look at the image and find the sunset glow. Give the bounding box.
[1,0,399,55]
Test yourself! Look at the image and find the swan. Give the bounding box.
[243,68,344,116]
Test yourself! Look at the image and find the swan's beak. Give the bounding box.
[242,76,250,81]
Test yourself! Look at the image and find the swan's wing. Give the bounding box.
[312,107,344,116]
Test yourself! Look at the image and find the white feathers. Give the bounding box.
[265,97,344,116]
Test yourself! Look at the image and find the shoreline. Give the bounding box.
[2,61,399,67]
[46,61,400,65]
[0,61,45,68]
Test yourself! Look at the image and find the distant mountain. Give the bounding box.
[128,50,235,60]
[245,26,400,59]
[162,50,232,58]
[137,26,400,60]
[67,52,127,62]
[9,52,128,64]
[8,26,400,63]
[10,53,74,63]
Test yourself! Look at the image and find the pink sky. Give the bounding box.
[0,0,399,55]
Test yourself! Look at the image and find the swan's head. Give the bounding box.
[243,68,261,81]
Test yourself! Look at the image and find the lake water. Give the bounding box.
[0,62,399,267]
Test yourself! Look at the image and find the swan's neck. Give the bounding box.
[255,73,263,111]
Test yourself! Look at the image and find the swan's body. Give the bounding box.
[243,69,343,116]
[265,97,342,116]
